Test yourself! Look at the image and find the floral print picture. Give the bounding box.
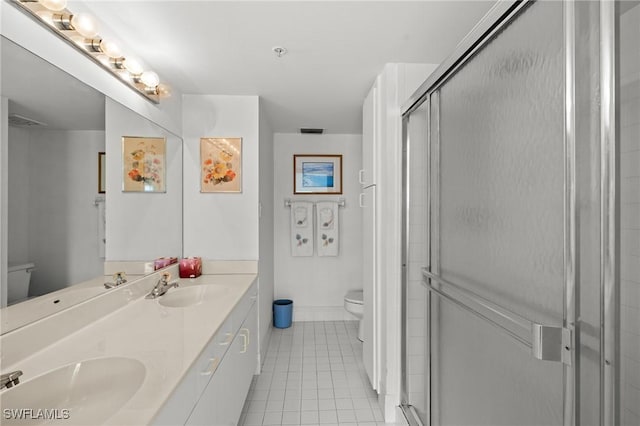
[122,136,166,193]
[201,137,242,193]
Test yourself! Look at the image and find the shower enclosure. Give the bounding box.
[401,1,639,425]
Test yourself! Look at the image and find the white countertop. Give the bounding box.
[0,273,257,425]
[1,275,144,334]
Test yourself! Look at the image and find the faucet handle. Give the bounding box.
[113,272,127,284]
[162,272,171,282]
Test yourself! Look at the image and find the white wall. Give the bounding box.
[273,133,362,321]
[27,130,105,295]
[182,95,259,259]
[7,127,29,264]
[375,63,437,420]
[258,99,275,364]
[106,98,183,260]
[7,127,105,296]
[620,5,640,425]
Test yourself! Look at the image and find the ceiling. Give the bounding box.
[76,1,495,134]
[1,37,105,131]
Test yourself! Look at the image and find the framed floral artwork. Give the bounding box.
[201,137,242,193]
[294,154,342,194]
[122,136,166,193]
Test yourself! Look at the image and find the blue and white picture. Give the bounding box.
[294,155,342,194]
[302,162,334,188]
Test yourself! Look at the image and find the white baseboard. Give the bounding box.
[292,306,356,322]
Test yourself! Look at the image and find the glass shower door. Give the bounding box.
[402,1,631,425]
[618,3,640,425]
[426,1,568,425]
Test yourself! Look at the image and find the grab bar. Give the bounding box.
[421,269,570,364]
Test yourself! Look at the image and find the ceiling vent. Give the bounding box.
[8,114,47,128]
[300,128,324,134]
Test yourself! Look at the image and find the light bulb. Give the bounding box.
[70,13,99,38]
[155,83,172,98]
[39,0,67,11]
[140,71,159,88]
[99,39,122,59]
[123,57,143,75]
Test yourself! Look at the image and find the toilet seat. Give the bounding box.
[344,290,363,305]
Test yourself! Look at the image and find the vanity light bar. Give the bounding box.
[11,0,170,104]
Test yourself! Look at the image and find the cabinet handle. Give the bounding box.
[359,193,365,208]
[358,169,365,184]
[219,332,234,346]
[240,333,248,354]
[201,357,220,376]
[241,327,250,346]
[239,328,250,354]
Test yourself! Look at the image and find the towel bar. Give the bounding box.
[421,269,570,364]
[284,198,345,208]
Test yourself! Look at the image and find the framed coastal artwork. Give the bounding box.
[122,136,166,193]
[201,137,242,193]
[293,154,342,194]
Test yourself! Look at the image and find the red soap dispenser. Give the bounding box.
[179,257,202,278]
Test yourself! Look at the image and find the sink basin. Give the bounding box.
[0,357,145,425]
[158,285,228,308]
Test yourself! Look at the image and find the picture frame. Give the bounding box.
[98,152,106,194]
[293,154,342,194]
[122,136,166,193]
[200,137,242,193]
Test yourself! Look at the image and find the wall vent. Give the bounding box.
[8,114,47,128]
[300,128,324,134]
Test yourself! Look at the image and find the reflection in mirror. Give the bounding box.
[0,36,179,334]
[1,35,184,334]
[2,35,106,304]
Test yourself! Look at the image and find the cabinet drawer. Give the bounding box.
[232,281,257,333]
[194,317,232,396]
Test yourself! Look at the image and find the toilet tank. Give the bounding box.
[7,262,34,304]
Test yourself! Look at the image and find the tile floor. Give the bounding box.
[239,321,405,426]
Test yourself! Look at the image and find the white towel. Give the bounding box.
[291,201,314,256]
[317,201,339,256]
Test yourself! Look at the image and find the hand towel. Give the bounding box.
[291,201,314,256]
[317,201,339,256]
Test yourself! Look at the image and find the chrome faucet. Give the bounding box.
[1,371,23,390]
[146,273,179,299]
[104,272,127,289]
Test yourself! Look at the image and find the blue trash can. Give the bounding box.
[273,299,293,328]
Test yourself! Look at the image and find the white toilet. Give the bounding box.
[7,262,34,305]
[344,289,364,342]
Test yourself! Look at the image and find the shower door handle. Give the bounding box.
[422,269,571,364]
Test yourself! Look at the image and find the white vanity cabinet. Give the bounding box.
[153,281,257,425]
[188,302,258,425]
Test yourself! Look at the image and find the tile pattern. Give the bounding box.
[239,321,405,426]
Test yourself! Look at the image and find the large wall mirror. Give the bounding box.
[1,35,183,333]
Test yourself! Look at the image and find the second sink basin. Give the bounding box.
[158,285,229,308]
[0,357,145,425]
